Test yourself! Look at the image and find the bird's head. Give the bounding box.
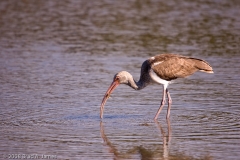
[100,71,133,119]
[113,71,133,85]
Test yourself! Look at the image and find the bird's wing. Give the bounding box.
[150,56,198,81]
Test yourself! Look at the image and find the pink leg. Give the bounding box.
[154,87,166,120]
[166,89,172,119]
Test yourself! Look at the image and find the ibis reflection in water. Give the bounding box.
[100,54,213,119]
[100,120,172,159]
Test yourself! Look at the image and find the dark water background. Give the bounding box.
[0,0,239,159]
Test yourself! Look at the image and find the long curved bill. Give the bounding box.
[100,79,119,119]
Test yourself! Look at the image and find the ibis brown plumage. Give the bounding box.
[100,53,213,120]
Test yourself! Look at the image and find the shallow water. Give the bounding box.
[0,0,240,160]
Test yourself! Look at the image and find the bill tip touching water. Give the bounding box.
[100,53,213,120]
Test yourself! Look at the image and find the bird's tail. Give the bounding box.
[190,58,214,73]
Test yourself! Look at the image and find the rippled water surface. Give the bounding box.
[0,0,240,160]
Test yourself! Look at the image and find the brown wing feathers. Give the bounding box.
[149,54,213,81]
[187,58,214,73]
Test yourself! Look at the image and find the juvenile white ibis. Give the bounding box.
[100,53,213,120]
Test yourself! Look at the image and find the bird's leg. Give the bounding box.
[166,89,172,119]
[154,87,166,120]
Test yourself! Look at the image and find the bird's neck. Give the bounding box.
[128,75,150,90]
